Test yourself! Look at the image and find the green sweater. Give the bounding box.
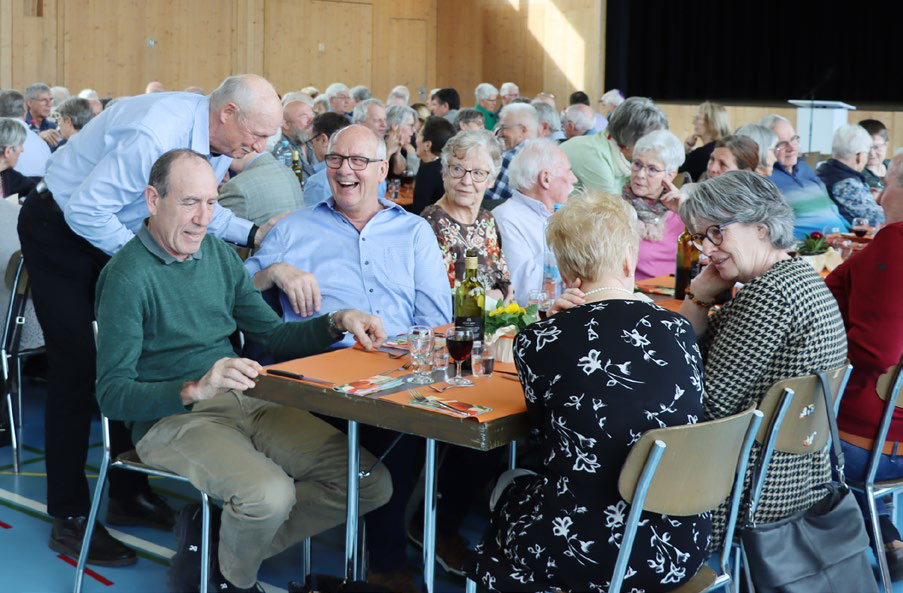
[475,104,499,131]
[95,225,338,442]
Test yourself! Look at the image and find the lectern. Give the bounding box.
[788,99,856,154]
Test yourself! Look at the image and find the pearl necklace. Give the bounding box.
[583,286,636,298]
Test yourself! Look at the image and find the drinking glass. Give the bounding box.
[822,225,844,247]
[527,289,550,320]
[852,217,870,238]
[446,326,474,386]
[432,333,448,374]
[406,325,434,384]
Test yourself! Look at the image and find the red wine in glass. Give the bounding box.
[446,327,474,386]
[853,227,868,238]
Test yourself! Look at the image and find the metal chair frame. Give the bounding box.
[2,251,45,473]
[848,358,903,593]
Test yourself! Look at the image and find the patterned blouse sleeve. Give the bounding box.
[702,279,793,420]
[833,178,885,224]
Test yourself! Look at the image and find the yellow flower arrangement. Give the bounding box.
[485,302,539,335]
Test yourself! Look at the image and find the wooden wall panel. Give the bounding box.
[436,0,482,107]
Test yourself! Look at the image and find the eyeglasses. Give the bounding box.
[324,154,384,171]
[775,136,801,152]
[494,124,519,136]
[447,163,490,183]
[870,143,887,151]
[631,161,666,176]
[690,220,737,251]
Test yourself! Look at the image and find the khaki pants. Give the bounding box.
[137,391,392,587]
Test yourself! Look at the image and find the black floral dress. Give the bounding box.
[421,204,511,295]
[466,300,711,592]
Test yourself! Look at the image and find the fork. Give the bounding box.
[428,383,474,393]
[408,389,468,416]
[384,361,412,374]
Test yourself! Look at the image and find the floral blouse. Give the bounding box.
[465,300,710,592]
[421,204,512,296]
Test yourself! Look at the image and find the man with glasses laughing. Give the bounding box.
[760,113,848,237]
[244,124,451,592]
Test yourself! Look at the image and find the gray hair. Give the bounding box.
[454,108,484,130]
[350,85,372,102]
[679,170,795,249]
[387,85,410,104]
[759,113,790,132]
[832,124,872,160]
[607,96,668,150]
[281,91,314,108]
[475,83,499,102]
[500,82,519,96]
[25,82,51,101]
[499,103,540,135]
[386,104,416,127]
[441,129,503,180]
[327,125,387,160]
[50,86,70,108]
[632,130,685,172]
[209,74,278,112]
[325,83,349,100]
[530,100,560,132]
[352,98,385,124]
[508,138,565,192]
[0,118,26,149]
[599,89,624,107]
[56,97,95,130]
[0,91,26,118]
[735,124,778,169]
[77,88,99,100]
[564,104,595,134]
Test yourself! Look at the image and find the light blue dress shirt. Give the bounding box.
[13,119,51,178]
[304,161,387,207]
[245,197,452,346]
[43,92,251,255]
[492,190,552,306]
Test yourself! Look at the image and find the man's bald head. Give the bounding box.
[209,74,283,158]
[145,81,165,94]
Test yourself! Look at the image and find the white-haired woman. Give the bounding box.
[622,129,686,279]
[0,118,35,199]
[816,124,886,226]
[474,83,500,131]
[421,129,512,301]
[679,170,847,547]
[466,190,709,592]
[736,123,778,177]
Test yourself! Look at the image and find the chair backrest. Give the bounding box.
[2,251,29,353]
[671,171,692,189]
[618,405,759,516]
[755,364,851,455]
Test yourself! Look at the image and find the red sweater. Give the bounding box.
[826,222,903,440]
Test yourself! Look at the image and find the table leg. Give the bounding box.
[345,419,360,581]
[423,437,438,593]
[508,440,517,470]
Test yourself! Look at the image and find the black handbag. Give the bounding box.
[739,371,879,593]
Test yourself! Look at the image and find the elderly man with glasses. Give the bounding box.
[760,114,848,237]
[325,82,354,120]
[244,123,450,592]
[484,103,540,202]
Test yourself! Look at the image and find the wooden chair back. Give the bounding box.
[618,405,758,516]
[671,171,692,188]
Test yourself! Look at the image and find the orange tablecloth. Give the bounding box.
[266,347,527,423]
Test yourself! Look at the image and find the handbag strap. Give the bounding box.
[817,370,846,484]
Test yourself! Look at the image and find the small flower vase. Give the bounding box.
[485,325,517,363]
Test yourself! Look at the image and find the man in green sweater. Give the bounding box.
[94,148,392,593]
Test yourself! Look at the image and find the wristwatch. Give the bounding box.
[327,311,345,338]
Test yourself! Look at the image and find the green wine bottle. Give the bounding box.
[291,150,304,187]
[454,248,485,341]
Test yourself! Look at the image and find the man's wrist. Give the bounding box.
[327,310,346,339]
[247,224,259,248]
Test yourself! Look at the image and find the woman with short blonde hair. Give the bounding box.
[681,100,731,181]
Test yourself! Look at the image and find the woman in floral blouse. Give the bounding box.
[466,190,710,592]
[421,129,512,301]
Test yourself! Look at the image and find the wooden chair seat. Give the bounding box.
[669,565,717,593]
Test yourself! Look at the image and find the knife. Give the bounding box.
[266,369,335,386]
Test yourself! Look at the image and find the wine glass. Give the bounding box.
[527,289,550,320]
[446,326,474,386]
[406,325,433,384]
[852,217,870,238]
[822,225,843,247]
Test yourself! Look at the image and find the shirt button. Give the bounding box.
[364,260,369,265]
[362,237,367,241]
[369,288,374,293]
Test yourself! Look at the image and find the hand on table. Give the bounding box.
[182,357,262,405]
[333,309,386,350]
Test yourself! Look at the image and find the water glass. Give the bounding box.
[475,355,495,377]
[433,334,449,373]
[406,325,433,384]
[527,289,550,318]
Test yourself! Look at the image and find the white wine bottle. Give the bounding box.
[454,248,485,341]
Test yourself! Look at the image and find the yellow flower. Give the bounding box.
[488,310,496,317]
[505,303,520,315]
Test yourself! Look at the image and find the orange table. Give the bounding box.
[250,347,529,592]
[636,275,683,313]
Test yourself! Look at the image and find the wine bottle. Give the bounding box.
[291,151,304,187]
[675,227,700,300]
[454,248,485,342]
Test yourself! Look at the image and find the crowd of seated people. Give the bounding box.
[2,72,902,593]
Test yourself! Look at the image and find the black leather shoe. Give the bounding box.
[107,490,176,531]
[168,504,221,593]
[49,516,137,566]
[208,551,264,593]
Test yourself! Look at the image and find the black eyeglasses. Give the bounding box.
[690,220,737,251]
[447,163,491,183]
[324,154,383,171]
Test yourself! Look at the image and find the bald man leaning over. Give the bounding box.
[17,74,285,566]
